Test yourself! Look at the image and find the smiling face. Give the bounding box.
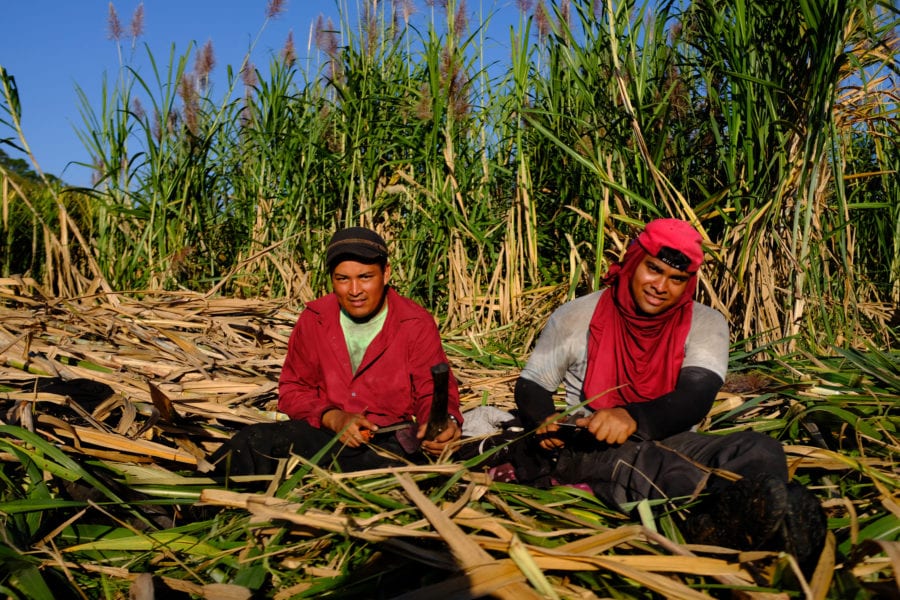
[629,253,692,315]
[331,260,391,321]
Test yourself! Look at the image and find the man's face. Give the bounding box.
[331,260,391,321]
[629,253,692,315]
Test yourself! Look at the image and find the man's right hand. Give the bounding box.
[321,409,378,447]
[583,407,637,445]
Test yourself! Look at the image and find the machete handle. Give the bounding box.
[424,362,451,440]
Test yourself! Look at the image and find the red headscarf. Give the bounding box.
[582,219,704,409]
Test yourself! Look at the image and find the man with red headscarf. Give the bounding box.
[512,218,824,573]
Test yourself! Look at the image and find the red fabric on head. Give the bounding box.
[582,220,701,409]
[637,218,704,273]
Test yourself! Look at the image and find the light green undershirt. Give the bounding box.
[340,304,388,373]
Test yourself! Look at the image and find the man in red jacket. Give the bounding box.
[211,227,462,475]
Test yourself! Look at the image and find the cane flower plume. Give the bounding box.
[281,31,296,67]
[266,0,286,19]
[107,3,123,41]
[195,40,216,91]
[130,3,144,40]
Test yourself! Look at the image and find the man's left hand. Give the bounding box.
[580,408,637,445]
[418,418,461,457]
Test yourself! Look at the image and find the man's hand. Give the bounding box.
[582,407,636,445]
[418,418,461,457]
[321,409,378,448]
[536,414,568,451]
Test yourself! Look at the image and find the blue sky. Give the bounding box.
[1,1,523,188]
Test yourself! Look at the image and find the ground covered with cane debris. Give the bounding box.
[1,280,897,599]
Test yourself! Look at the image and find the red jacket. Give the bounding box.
[278,287,462,429]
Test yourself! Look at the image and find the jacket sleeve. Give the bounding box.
[277,312,333,427]
[624,366,723,440]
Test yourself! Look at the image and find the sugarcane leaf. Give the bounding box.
[5,564,55,600]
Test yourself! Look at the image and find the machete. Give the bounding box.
[359,362,452,450]
[360,363,450,453]
[424,362,451,440]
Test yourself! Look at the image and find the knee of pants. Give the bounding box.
[736,430,785,460]
[726,431,788,480]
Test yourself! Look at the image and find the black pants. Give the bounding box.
[511,430,788,511]
[210,420,415,476]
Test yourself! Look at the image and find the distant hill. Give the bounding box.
[0,148,63,186]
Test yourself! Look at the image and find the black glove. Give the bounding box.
[209,420,310,476]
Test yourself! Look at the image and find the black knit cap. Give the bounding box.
[325,227,389,270]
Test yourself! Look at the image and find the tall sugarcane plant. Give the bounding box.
[0,0,897,351]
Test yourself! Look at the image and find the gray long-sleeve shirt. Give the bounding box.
[520,290,729,411]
